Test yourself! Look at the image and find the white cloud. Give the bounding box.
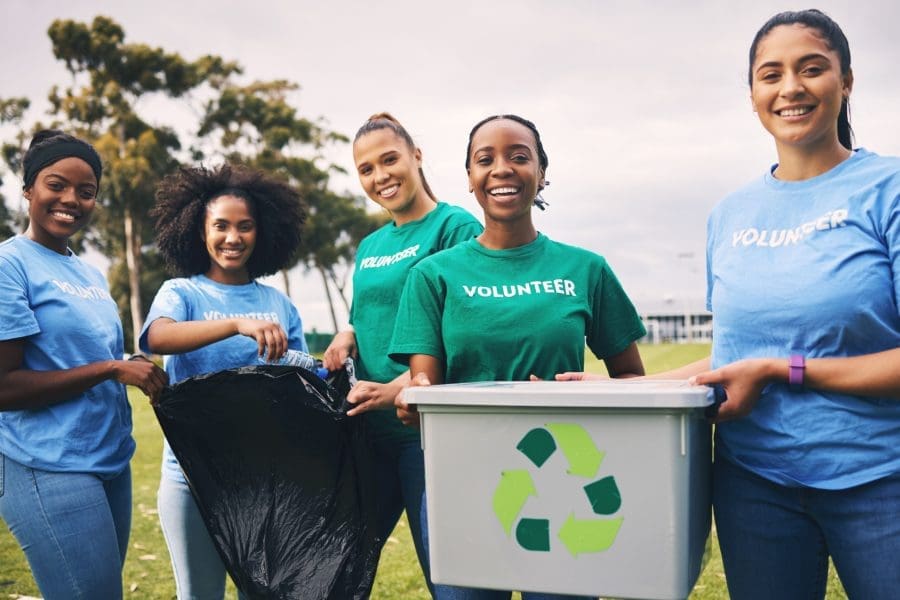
[3,0,899,329]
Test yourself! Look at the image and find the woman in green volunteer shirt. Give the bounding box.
[322,113,482,590]
[389,114,646,600]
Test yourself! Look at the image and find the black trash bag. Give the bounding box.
[154,364,379,600]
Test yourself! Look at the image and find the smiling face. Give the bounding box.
[353,128,431,224]
[467,119,545,227]
[750,23,852,155]
[202,194,257,284]
[24,156,98,254]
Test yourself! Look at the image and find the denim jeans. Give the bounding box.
[420,491,595,600]
[0,452,131,600]
[158,474,247,600]
[372,436,431,592]
[713,455,900,600]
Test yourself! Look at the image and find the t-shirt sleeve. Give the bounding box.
[705,211,716,313]
[440,213,483,250]
[887,192,900,315]
[586,260,647,359]
[388,266,446,365]
[0,256,40,341]
[139,280,189,353]
[285,301,309,353]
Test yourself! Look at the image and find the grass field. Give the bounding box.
[0,344,848,599]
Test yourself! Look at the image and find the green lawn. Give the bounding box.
[0,344,848,599]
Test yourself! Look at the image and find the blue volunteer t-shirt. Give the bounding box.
[707,148,900,489]
[0,235,133,477]
[140,274,308,481]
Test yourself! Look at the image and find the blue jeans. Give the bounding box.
[713,455,900,599]
[420,492,594,600]
[0,452,131,600]
[158,474,247,600]
[372,436,432,593]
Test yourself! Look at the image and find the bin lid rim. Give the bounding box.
[406,380,714,408]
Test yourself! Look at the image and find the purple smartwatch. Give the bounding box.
[788,354,805,388]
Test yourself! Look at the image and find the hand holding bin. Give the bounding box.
[407,379,713,600]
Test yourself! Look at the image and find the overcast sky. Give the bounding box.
[3,0,899,331]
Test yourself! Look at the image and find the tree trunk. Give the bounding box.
[124,206,144,355]
[327,268,352,315]
[318,265,339,333]
[280,268,292,300]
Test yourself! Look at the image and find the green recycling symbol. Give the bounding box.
[491,423,623,556]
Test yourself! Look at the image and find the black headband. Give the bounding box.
[23,142,103,188]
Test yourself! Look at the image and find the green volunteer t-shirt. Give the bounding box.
[350,202,482,442]
[389,233,646,382]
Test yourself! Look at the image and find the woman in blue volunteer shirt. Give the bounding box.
[696,12,900,598]
[562,10,900,599]
[140,163,308,600]
[0,130,167,600]
[322,113,482,592]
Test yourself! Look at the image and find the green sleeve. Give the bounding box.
[440,218,483,250]
[587,260,647,359]
[388,266,446,365]
[347,239,367,328]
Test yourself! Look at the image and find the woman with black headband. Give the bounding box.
[0,130,167,599]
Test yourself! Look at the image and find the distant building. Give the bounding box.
[640,311,712,344]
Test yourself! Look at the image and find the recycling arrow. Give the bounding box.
[557,513,624,556]
[583,476,621,515]
[492,469,537,536]
[545,423,604,477]
[516,518,550,551]
[517,427,557,467]
[492,422,624,554]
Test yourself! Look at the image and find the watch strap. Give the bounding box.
[788,354,805,387]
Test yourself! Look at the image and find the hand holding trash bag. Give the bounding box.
[346,371,409,417]
[154,363,379,600]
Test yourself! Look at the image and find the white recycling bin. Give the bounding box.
[407,380,713,600]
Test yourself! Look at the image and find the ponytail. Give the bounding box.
[354,112,436,201]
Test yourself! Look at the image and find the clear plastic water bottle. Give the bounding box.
[259,349,329,379]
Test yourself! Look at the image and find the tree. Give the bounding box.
[197,80,385,330]
[0,98,34,241]
[0,182,14,241]
[107,249,168,352]
[43,16,240,352]
[3,17,381,338]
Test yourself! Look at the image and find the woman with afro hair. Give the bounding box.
[139,162,308,599]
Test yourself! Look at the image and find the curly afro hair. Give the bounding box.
[152,163,306,278]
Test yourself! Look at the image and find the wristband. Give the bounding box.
[788,354,805,388]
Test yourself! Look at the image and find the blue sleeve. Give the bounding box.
[887,193,900,316]
[0,255,40,341]
[705,211,716,313]
[285,301,308,353]
[139,280,190,353]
